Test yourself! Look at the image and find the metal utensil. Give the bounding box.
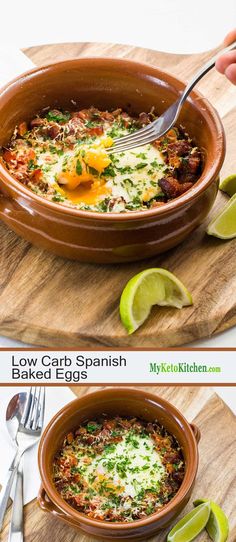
[0,387,45,532]
[7,462,24,542]
[5,392,27,542]
[108,40,236,153]
[0,391,28,533]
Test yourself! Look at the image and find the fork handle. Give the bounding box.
[180,40,236,106]
[8,461,23,542]
[0,451,22,532]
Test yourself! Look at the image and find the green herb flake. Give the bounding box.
[86,422,101,433]
[76,159,83,176]
[52,193,65,202]
[104,444,116,454]
[136,152,147,160]
[117,165,133,174]
[136,162,147,170]
[46,110,71,123]
[28,159,37,170]
[85,120,97,128]
[103,165,116,178]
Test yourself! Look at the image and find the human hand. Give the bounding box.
[215,30,236,84]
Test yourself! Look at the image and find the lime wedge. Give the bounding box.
[219,174,236,196]
[167,502,211,542]
[207,194,236,239]
[194,499,229,542]
[119,268,192,334]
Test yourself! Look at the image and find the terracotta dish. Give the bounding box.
[0,58,225,263]
[38,388,200,541]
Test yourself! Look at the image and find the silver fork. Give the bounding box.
[108,40,236,154]
[0,387,45,532]
[8,461,24,542]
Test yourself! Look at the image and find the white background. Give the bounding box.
[0,0,236,355]
[0,0,235,54]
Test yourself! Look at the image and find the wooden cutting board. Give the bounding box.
[1,385,236,542]
[0,42,236,347]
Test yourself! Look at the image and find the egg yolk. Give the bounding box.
[57,138,113,191]
[84,147,111,173]
[59,179,111,205]
[57,158,92,190]
[56,137,113,204]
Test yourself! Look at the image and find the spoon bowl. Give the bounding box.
[6,393,28,445]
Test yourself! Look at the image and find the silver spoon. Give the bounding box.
[6,394,27,542]
[108,40,236,153]
[0,388,45,532]
[0,392,28,531]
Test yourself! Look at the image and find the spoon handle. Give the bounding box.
[8,461,24,542]
[180,40,236,105]
[0,451,21,531]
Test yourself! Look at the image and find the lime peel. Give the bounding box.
[167,502,211,542]
[194,499,229,542]
[219,174,236,196]
[207,193,236,239]
[119,268,192,334]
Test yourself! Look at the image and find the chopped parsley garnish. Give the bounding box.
[125,432,140,448]
[42,164,51,173]
[86,422,101,433]
[76,159,83,176]
[116,165,133,174]
[85,120,97,128]
[150,159,158,167]
[52,193,65,202]
[49,145,57,154]
[125,197,142,210]
[28,159,37,170]
[88,165,99,176]
[53,416,185,523]
[103,165,116,177]
[146,504,155,515]
[96,199,110,213]
[136,152,147,160]
[104,443,116,454]
[107,122,125,138]
[136,162,147,170]
[46,110,71,123]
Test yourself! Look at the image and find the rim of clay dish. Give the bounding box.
[0,57,225,222]
[38,388,199,531]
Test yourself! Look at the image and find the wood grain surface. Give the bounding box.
[1,385,236,542]
[0,42,236,347]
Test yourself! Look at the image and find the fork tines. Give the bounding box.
[20,387,45,433]
[107,123,159,153]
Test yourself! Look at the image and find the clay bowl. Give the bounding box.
[38,388,200,541]
[0,58,225,263]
